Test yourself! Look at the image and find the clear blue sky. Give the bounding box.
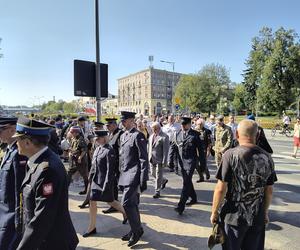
[0,0,300,106]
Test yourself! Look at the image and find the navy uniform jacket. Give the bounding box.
[118,128,149,187]
[173,129,206,171]
[90,144,116,202]
[17,149,78,250]
[0,142,26,250]
[108,128,123,174]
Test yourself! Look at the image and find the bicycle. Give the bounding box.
[271,124,292,137]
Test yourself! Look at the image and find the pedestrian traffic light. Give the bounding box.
[74,59,108,97]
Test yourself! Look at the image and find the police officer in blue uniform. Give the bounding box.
[102,117,124,214]
[118,111,149,247]
[82,130,127,238]
[172,117,206,215]
[13,117,78,250]
[0,117,26,250]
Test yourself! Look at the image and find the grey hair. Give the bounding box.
[151,121,161,129]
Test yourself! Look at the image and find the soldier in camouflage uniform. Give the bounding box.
[213,115,233,167]
[67,126,89,195]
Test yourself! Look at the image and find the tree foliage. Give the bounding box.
[174,64,232,114]
[41,100,77,113]
[243,27,300,114]
[232,84,246,112]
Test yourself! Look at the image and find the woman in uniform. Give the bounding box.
[83,130,127,237]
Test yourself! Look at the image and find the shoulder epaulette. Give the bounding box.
[39,161,49,170]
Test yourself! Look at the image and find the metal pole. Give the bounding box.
[171,62,175,114]
[95,0,101,122]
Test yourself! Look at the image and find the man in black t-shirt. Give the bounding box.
[210,119,277,250]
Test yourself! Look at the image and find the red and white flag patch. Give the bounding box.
[42,183,53,196]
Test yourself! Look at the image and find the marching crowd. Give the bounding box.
[1,111,299,249]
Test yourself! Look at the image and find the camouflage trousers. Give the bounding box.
[67,156,89,185]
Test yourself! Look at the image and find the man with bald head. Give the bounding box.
[210,119,277,250]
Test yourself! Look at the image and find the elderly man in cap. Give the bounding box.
[0,117,26,250]
[211,119,277,250]
[214,115,233,167]
[172,117,206,215]
[14,117,78,250]
[118,111,149,247]
[77,116,90,141]
[67,126,89,195]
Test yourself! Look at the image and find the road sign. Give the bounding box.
[175,104,180,111]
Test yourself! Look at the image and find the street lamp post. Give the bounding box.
[160,60,175,114]
[95,0,101,122]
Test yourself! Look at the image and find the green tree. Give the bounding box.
[174,63,232,113]
[243,27,300,114]
[232,84,246,112]
[42,100,65,113]
[63,102,76,113]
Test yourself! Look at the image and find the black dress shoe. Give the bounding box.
[161,179,168,190]
[121,231,132,241]
[205,169,210,180]
[174,207,183,215]
[153,193,160,199]
[102,206,118,214]
[78,203,89,209]
[78,190,87,195]
[186,200,197,206]
[128,229,144,247]
[196,177,204,183]
[206,172,210,180]
[82,228,97,238]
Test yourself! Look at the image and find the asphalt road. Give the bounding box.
[69,130,299,250]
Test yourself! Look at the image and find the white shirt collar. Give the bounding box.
[27,146,48,169]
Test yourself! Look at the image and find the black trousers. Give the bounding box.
[177,167,197,211]
[223,223,265,250]
[121,186,142,233]
[113,172,120,201]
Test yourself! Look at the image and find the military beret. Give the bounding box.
[247,114,255,121]
[120,111,136,121]
[94,130,108,137]
[13,117,53,137]
[69,126,81,133]
[181,117,191,125]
